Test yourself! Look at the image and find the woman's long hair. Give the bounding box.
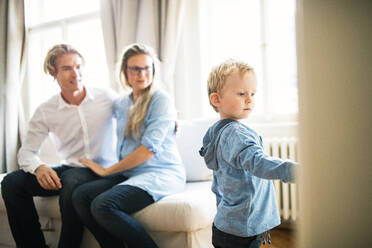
[119,43,157,139]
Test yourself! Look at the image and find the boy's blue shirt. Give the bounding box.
[200,119,296,237]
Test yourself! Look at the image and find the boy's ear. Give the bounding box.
[210,92,221,108]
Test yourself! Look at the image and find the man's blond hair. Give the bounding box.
[207,59,255,112]
[43,44,85,76]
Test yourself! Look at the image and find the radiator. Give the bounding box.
[263,137,299,222]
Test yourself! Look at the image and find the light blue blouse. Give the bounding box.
[114,89,186,201]
[200,120,297,237]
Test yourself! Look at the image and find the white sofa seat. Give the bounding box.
[0,178,214,248]
[0,118,218,248]
[133,182,216,233]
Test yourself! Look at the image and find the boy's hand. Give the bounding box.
[35,165,62,190]
[79,158,108,177]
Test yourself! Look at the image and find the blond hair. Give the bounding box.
[119,43,157,139]
[207,59,255,112]
[43,44,85,76]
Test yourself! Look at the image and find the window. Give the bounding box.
[197,0,298,122]
[23,0,298,124]
[24,0,109,118]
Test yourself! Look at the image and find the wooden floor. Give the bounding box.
[260,223,296,248]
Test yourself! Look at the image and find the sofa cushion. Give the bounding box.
[176,119,217,182]
[133,181,216,232]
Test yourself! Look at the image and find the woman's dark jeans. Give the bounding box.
[1,166,99,248]
[72,174,158,248]
[212,223,262,248]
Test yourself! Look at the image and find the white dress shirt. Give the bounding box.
[18,87,118,174]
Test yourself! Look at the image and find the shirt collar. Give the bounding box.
[57,87,95,110]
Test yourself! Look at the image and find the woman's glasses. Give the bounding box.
[127,66,152,76]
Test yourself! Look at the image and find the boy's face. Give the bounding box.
[212,71,257,121]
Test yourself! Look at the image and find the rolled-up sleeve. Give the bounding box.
[18,107,50,174]
[141,92,176,154]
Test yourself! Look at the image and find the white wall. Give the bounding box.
[297,0,372,247]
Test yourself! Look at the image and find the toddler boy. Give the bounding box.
[199,60,297,248]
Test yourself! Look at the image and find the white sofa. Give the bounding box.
[0,119,217,248]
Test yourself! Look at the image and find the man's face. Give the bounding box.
[53,53,84,93]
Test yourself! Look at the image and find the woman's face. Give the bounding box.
[126,54,154,98]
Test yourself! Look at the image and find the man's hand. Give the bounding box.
[79,158,108,177]
[35,165,62,190]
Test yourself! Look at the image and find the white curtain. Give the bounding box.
[0,0,26,172]
[173,0,210,120]
[100,0,185,96]
[157,0,185,96]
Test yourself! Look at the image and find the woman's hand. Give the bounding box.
[79,158,109,177]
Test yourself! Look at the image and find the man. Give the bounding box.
[1,44,118,248]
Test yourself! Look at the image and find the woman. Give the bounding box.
[72,43,185,248]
